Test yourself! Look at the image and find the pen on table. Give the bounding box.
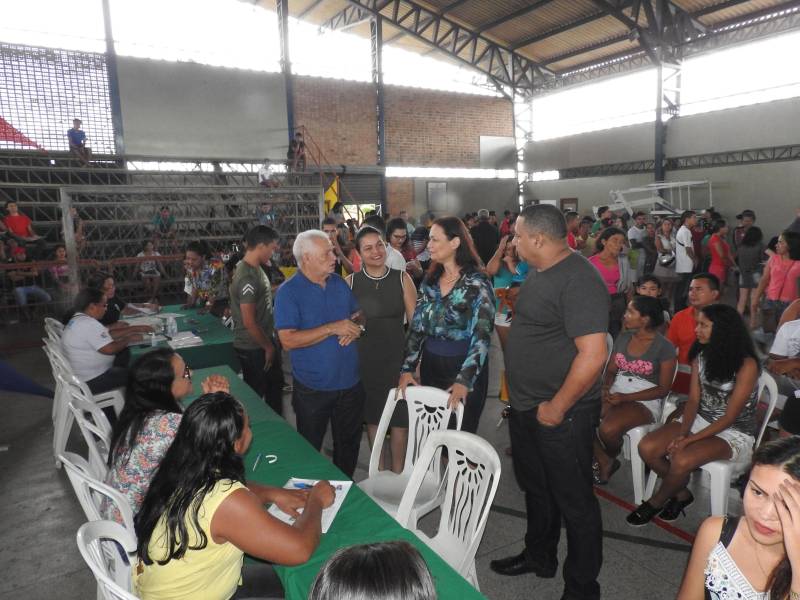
[292,482,312,489]
[252,452,262,472]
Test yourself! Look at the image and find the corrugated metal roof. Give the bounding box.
[283,0,799,79]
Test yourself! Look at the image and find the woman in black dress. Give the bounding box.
[347,226,417,473]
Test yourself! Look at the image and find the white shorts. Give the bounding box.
[610,375,661,421]
[678,414,755,462]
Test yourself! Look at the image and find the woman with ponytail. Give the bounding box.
[678,436,800,599]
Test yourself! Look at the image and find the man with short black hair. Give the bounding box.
[628,211,648,278]
[231,225,284,414]
[565,211,580,250]
[491,204,609,600]
[470,208,499,266]
[67,118,91,165]
[3,201,45,259]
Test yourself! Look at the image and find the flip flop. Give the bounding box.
[594,458,621,486]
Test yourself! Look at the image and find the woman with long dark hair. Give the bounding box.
[347,226,417,473]
[103,348,228,520]
[628,304,760,525]
[386,217,423,282]
[678,436,800,599]
[309,541,437,600]
[752,230,800,330]
[135,392,335,599]
[589,227,634,338]
[593,296,676,485]
[398,216,495,433]
[736,225,765,321]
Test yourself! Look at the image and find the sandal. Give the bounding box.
[626,501,662,527]
[594,459,621,486]
[658,492,694,522]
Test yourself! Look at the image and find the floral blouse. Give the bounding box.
[185,261,224,303]
[102,411,182,522]
[402,269,495,390]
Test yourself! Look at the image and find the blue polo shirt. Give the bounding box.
[67,128,85,146]
[274,270,360,391]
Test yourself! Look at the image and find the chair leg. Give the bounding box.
[709,470,731,517]
[631,448,647,505]
[644,469,659,501]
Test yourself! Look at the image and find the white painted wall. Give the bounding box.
[117,57,288,159]
[412,178,518,217]
[524,174,653,216]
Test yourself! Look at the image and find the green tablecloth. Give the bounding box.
[130,304,238,370]
[185,366,485,600]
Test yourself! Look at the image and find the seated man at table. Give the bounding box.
[275,229,365,478]
[183,240,225,312]
[61,287,147,394]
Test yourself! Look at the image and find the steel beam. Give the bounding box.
[277,0,295,140]
[101,0,124,155]
[371,16,387,212]
[333,0,554,93]
[474,0,554,33]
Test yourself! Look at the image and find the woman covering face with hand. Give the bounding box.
[678,436,800,600]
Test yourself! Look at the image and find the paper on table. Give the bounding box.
[123,316,164,328]
[153,312,184,319]
[267,478,352,533]
[129,334,168,347]
[168,332,203,349]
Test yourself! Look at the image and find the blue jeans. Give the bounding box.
[14,285,51,306]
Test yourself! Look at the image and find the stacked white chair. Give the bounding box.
[44,317,64,342]
[358,386,463,522]
[76,520,140,600]
[396,430,501,590]
[643,372,779,516]
[63,376,114,478]
[43,337,123,468]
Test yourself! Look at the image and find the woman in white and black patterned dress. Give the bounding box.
[677,437,800,600]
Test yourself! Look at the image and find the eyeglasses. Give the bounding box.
[183,364,192,380]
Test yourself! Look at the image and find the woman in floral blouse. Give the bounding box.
[398,216,495,433]
[103,348,229,521]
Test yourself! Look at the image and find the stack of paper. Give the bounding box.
[168,331,203,349]
[124,316,164,329]
[267,477,352,533]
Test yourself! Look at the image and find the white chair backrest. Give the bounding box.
[397,430,501,576]
[62,373,113,477]
[44,317,64,342]
[755,372,779,447]
[59,452,134,532]
[76,520,139,600]
[43,337,72,374]
[369,386,464,479]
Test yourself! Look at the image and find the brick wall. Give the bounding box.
[293,76,513,168]
[293,76,377,165]
[386,178,414,215]
[384,86,513,167]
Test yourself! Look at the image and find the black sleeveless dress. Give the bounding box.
[351,268,409,427]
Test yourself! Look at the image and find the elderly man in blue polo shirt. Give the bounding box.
[275,229,365,477]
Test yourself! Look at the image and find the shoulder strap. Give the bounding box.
[719,516,739,548]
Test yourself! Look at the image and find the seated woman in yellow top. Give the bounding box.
[134,392,335,600]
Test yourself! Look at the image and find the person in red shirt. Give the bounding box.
[666,272,721,394]
[3,201,45,259]
[565,211,579,250]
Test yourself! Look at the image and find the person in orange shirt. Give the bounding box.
[667,273,721,394]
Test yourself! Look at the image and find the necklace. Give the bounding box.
[362,266,390,290]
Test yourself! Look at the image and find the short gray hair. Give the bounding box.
[518,204,567,239]
[293,229,330,264]
[477,208,489,219]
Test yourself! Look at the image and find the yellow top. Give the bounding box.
[136,479,246,600]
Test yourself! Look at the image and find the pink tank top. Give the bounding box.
[589,255,619,294]
[767,254,800,302]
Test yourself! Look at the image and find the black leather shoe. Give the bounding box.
[489,551,557,578]
[626,501,662,527]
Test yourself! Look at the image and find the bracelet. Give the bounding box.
[789,591,800,600]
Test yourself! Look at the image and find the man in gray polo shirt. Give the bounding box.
[490,204,609,600]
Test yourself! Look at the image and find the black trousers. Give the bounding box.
[291,380,365,478]
[674,272,694,312]
[419,348,488,434]
[86,349,130,395]
[235,346,285,416]
[231,563,284,600]
[509,404,602,600]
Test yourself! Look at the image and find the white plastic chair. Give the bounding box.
[358,386,463,521]
[44,317,64,342]
[45,342,123,468]
[396,430,501,590]
[59,452,135,532]
[65,379,114,478]
[77,520,140,600]
[643,372,779,516]
[621,359,679,504]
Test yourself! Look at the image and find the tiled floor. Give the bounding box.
[0,323,737,599]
